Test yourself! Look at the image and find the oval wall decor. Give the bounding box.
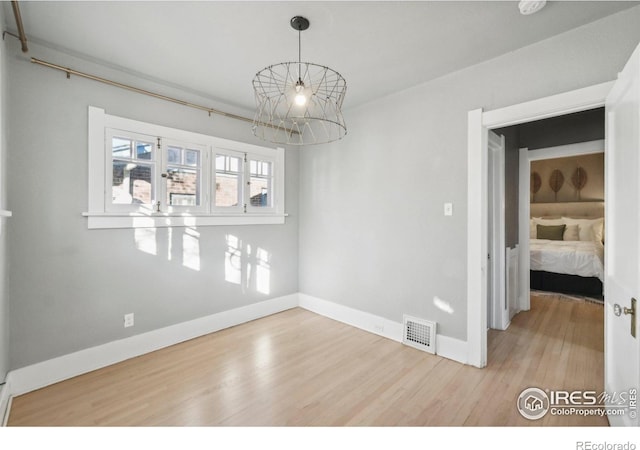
[531,171,542,201]
[571,166,588,200]
[549,169,565,201]
[531,172,542,193]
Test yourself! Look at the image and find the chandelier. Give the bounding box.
[252,16,347,145]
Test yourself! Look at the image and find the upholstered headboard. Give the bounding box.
[530,201,604,219]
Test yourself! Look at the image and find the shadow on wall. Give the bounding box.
[130,223,271,295]
[133,225,200,271]
[225,234,271,295]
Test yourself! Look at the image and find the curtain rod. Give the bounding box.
[30,57,296,135]
[11,1,28,53]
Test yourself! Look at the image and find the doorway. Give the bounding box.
[492,108,606,314]
[466,81,613,368]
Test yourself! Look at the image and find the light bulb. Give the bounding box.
[293,79,308,106]
[295,92,307,106]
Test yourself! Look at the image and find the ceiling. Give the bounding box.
[4,1,638,112]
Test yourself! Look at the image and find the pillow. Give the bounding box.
[562,217,604,242]
[530,217,564,239]
[530,219,536,239]
[563,224,580,241]
[537,224,566,241]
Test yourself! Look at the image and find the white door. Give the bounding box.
[488,131,507,330]
[605,42,640,427]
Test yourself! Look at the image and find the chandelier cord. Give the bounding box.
[298,28,302,82]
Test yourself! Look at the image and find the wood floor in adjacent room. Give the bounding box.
[7,294,606,426]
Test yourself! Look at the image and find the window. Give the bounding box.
[213,151,276,213]
[248,158,273,210]
[107,130,157,210]
[87,107,285,229]
[214,152,243,211]
[162,140,207,213]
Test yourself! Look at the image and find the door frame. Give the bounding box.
[488,132,507,330]
[517,140,606,313]
[466,81,614,368]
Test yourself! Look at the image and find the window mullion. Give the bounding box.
[158,137,167,212]
[243,152,249,214]
[202,150,209,213]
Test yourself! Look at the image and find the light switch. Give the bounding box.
[444,202,453,216]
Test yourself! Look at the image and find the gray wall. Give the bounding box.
[519,108,604,151]
[502,128,520,248]
[0,4,9,382]
[299,7,640,342]
[7,41,299,369]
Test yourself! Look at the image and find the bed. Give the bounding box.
[529,213,604,297]
[530,239,604,296]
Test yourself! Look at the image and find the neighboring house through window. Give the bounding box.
[86,106,285,229]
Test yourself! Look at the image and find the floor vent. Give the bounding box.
[402,315,436,354]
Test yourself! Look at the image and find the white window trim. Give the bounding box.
[86,106,286,229]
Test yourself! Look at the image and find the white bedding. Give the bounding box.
[530,239,605,282]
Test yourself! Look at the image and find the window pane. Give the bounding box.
[250,160,271,176]
[216,155,241,173]
[249,159,272,208]
[250,176,270,207]
[215,173,239,207]
[112,138,131,158]
[229,157,239,172]
[215,155,226,171]
[136,142,153,160]
[112,161,153,204]
[166,167,199,206]
[167,146,182,164]
[185,149,199,166]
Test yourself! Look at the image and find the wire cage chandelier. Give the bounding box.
[252,16,347,146]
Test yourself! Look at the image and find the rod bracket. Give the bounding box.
[11,1,29,53]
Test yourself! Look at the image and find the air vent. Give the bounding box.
[402,315,436,354]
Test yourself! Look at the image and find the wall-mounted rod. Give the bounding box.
[30,57,296,135]
[11,1,28,53]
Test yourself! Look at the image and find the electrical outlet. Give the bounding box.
[374,324,384,333]
[444,202,453,216]
[124,313,134,328]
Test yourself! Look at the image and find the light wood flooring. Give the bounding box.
[7,294,606,426]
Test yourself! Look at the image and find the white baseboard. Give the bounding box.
[6,294,298,397]
[298,293,468,364]
[0,381,10,426]
[298,293,403,342]
[435,334,468,365]
[6,291,469,399]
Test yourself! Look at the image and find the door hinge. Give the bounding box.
[157,137,161,149]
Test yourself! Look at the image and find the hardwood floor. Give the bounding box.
[7,294,606,426]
